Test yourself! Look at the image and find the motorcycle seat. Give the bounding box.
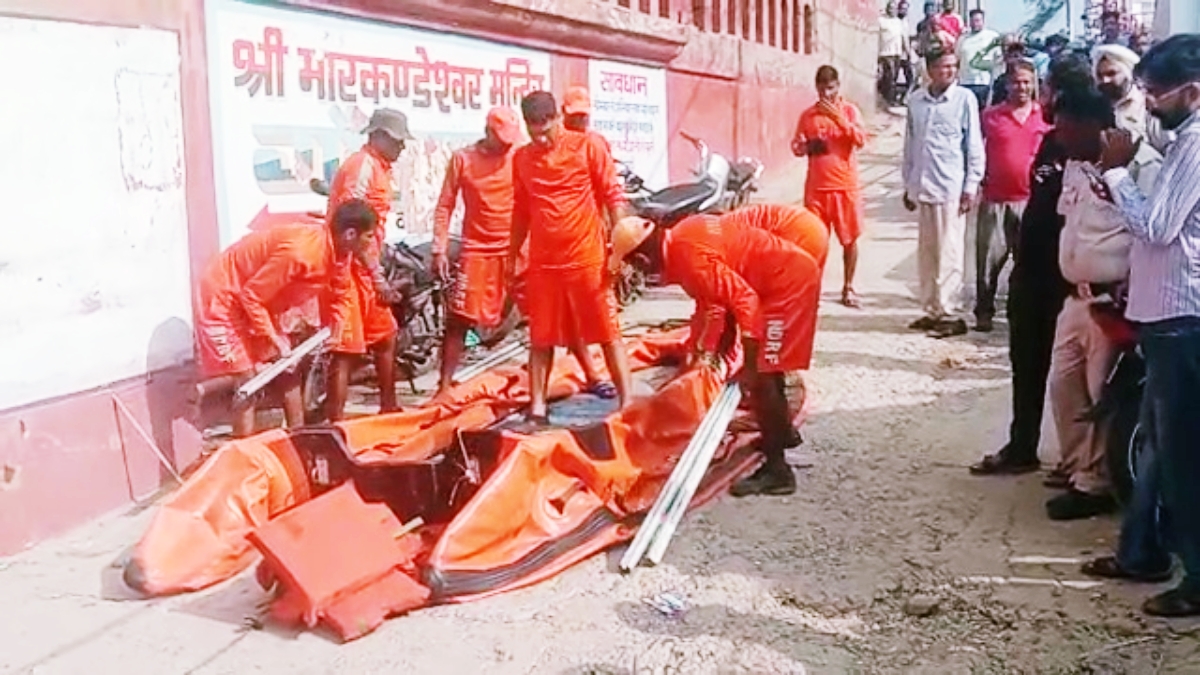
[637,181,718,225]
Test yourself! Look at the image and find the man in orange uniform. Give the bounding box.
[195,200,377,437]
[324,108,413,421]
[509,91,633,422]
[792,65,868,308]
[548,85,623,399]
[724,203,831,267]
[687,203,829,360]
[616,214,822,496]
[562,86,595,134]
[431,108,523,396]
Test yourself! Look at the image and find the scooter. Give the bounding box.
[618,131,763,227]
[614,132,762,300]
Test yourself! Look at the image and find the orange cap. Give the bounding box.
[562,86,592,115]
[486,106,521,144]
[609,216,655,272]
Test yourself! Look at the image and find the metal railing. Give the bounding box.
[598,0,815,54]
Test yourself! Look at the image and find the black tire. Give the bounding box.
[476,302,523,348]
[303,352,329,423]
[1106,393,1145,506]
[615,264,645,307]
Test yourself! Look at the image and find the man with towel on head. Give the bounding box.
[1093,43,1172,153]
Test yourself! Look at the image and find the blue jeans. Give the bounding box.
[1116,391,1170,575]
[1139,317,1200,593]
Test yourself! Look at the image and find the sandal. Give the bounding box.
[841,289,862,309]
[585,380,618,400]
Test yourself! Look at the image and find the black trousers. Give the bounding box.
[1004,269,1067,463]
[878,57,901,105]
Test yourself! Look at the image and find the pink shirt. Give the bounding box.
[980,102,1051,203]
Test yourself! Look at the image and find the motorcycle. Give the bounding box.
[302,179,522,418]
[1086,292,1146,506]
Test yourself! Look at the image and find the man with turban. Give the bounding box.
[1093,44,1171,153]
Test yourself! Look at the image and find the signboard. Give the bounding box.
[0,17,191,411]
[206,0,551,247]
[588,60,670,191]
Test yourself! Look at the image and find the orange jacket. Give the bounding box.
[721,204,830,265]
[664,215,816,352]
[327,145,394,250]
[793,99,866,193]
[200,224,349,345]
[433,142,515,257]
[683,204,829,350]
[512,129,626,272]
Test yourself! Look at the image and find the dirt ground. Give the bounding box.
[4,119,1200,674]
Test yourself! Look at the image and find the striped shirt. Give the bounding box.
[1104,114,1200,322]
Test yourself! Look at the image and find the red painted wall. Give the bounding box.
[665,72,738,182]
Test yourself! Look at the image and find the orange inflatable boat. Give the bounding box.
[124,329,783,641]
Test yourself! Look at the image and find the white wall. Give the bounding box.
[0,17,193,411]
[1155,0,1200,37]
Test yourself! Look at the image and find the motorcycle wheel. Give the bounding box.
[615,264,645,308]
[476,302,524,348]
[1106,392,1146,506]
[303,351,330,423]
[397,293,442,380]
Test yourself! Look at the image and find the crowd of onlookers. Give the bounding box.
[878,0,1157,111]
[885,0,1200,620]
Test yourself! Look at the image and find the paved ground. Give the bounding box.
[4,118,1200,674]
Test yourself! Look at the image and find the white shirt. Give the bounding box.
[1058,161,1135,284]
[879,17,908,58]
[902,84,986,204]
[1104,114,1200,322]
[956,29,999,87]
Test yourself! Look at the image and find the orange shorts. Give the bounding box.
[758,248,821,372]
[328,258,399,355]
[449,254,508,328]
[194,291,275,378]
[525,265,620,349]
[806,190,863,247]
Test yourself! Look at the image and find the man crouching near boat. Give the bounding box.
[193,200,376,437]
[613,213,822,497]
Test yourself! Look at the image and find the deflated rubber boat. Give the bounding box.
[123,328,784,641]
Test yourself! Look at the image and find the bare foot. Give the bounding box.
[841,288,862,309]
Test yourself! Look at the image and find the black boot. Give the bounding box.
[731,462,797,497]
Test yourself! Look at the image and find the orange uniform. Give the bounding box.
[433,142,516,327]
[196,224,349,377]
[512,129,626,348]
[663,215,822,372]
[722,204,830,267]
[325,145,400,354]
[686,204,830,353]
[792,99,867,247]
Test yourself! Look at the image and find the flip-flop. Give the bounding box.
[841,289,862,309]
[586,381,618,400]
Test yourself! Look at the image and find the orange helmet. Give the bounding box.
[609,216,655,272]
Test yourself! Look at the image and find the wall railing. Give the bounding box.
[600,0,816,54]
